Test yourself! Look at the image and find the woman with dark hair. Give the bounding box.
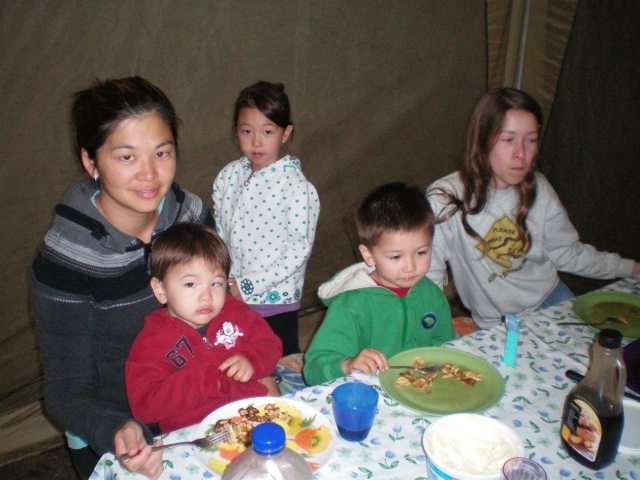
[427,87,639,329]
[32,76,215,479]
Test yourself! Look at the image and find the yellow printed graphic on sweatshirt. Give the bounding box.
[476,215,529,269]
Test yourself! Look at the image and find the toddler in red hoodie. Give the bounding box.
[126,222,282,433]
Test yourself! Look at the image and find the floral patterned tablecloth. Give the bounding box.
[91,278,640,480]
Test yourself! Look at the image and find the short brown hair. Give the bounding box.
[150,223,231,280]
[356,182,435,248]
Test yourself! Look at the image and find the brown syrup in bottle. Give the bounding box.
[560,329,626,470]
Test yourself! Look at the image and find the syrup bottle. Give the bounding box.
[560,328,626,469]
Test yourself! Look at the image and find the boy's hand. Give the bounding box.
[220,354,254,382]
[342,348,389,375]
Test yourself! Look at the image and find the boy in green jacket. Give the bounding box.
[303,183,454,385]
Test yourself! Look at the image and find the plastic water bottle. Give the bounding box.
[222,422,313,480]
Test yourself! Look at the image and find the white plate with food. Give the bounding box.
[193,397,335,476]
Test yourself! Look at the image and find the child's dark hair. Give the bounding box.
[356,183,435,248]
[72,76,180,165]
[150,223,231,280]
[233,81,293,133]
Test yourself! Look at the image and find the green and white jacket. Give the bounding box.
[303,263,454,385]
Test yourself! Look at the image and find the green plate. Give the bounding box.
[573,291,640,339]
[379,347,504,415]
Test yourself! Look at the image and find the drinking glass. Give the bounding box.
[502,457,547,479]
[332,382,378,442]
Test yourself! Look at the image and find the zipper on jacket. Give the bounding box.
[203,337,213,349]
[401,298,409,343]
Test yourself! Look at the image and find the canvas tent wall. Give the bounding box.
[539,0,640,292]
[0,1,487,463]
[2,0,638,465]
[490,0,640,292]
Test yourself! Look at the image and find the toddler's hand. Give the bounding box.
[220,354,254,382]
[342,348,389,375]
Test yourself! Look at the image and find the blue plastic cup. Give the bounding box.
[332,382,378,442]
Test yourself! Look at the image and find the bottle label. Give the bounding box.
[561,398,602,462]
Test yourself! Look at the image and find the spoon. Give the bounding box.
[557,317,627,326]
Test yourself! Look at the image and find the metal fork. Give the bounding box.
[557,316,627,326]
[119,429,229,462]
[387,363,445,374]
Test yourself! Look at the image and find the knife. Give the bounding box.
[565,369,640,402]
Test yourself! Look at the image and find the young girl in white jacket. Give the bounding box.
[212,81,320,355]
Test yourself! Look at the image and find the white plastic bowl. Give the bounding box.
[422,413,524,480]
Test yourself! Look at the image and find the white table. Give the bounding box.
[91,278,640,479]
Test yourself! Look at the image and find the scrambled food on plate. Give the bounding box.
[395,357,483,393]
[213,403,294,445]
[204,400,331,473]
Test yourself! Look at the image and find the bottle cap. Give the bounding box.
[598,328,623,349]
[252,422,285,455]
